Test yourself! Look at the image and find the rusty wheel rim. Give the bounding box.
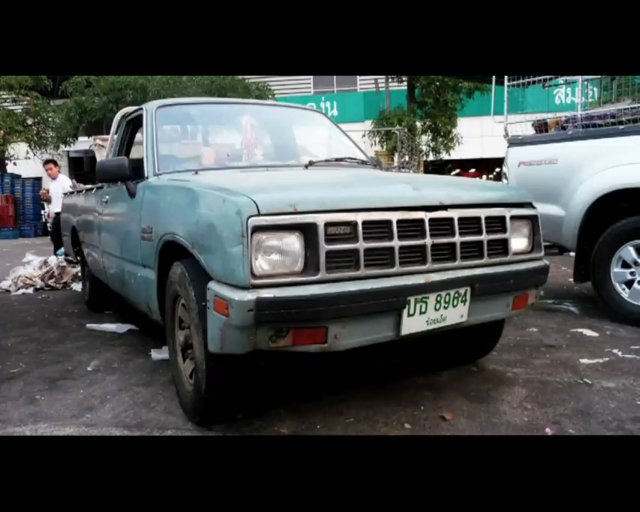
[174,297,196,387]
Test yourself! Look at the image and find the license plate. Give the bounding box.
[400,287,471,336]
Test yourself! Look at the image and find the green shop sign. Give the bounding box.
[277,77,632,123]
[277,90,407,123]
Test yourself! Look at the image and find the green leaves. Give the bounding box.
[0,76,76,168]
[0,75,274,171]
[59,76,275,136]
[368,76,488,163]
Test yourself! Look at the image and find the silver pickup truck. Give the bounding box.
[501,76,640,326]
[62,97,549,424]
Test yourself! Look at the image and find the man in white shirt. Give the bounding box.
[40,159,73,255]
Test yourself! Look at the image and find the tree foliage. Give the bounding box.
[368,76,488,167]
[0,75,274,172]
[0,76,75,172]
[59,76,275,136]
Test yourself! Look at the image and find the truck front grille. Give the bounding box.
[249,207,543,285]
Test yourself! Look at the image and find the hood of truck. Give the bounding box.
[165,167,533,214]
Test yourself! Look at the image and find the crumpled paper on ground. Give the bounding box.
[0,252,80,295]
[150,346,169,361]
[86,323,139,334]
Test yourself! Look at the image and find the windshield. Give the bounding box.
[154,102,369,173]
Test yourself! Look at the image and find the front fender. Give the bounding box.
[140,181,259,288]
[563,163,640,248]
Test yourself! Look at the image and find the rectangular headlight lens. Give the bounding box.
[510,219,533,254]
[252,231,305,276]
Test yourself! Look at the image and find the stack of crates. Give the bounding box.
[19,177,45,238]
[0,173,20,239]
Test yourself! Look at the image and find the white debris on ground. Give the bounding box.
[87,360,100,371]
[579,358,610,364]
[86,323,139,334]
[0,252,80,294]
[571,328,599,337]
[606,349,640,360]
[527,328,539,332]
[150,346,169,361]
[70,282,82,292]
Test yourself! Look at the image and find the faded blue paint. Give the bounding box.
[62,97,541,345]
[180,167,533,215]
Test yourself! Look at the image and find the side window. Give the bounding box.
[129,128,144,159]
[115,114,146,180]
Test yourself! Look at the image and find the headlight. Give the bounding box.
[251,231,305,276]
[510,219,533,254]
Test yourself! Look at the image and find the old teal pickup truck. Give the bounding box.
[61,97,549,425]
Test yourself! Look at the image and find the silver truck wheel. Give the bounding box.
[592,216,640,326]
[610,240,640,306]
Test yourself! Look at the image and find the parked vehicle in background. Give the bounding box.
[498,76,640,326]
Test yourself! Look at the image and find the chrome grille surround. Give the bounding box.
[248,207,544,286]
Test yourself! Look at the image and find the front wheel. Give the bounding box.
[591,216,640,327]
[165,259,235,426]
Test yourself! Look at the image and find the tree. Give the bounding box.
[368,76,488,169]
[59,76,275,137]
[0,76,75,173]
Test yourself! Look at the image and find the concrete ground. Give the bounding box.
[1,237,639,435]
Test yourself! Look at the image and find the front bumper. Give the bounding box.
[206,259,549,354]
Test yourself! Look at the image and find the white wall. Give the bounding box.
[5,142,72,188]
[447,116,508,160]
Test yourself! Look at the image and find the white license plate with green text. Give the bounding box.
[400,287,471,336]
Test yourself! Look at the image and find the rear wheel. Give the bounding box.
[80,254,112,313]
[592,216,640,326]
[165,258,235,426]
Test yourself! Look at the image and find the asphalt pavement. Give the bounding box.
[1,238,639,435]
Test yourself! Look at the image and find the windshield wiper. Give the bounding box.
[304,156,376,169]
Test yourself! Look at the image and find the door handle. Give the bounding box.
[102,195,110,205]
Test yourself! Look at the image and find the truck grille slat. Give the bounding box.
[362,220,393,242]
[399,245,427,267]
[396,219,426,241]
[363,247,395,269]
[325,250,360,273]
[460,241,484,261]
[428,218,456,238]
[430,243,457,263]
[487,239,509,258]
[457,217,483,237]
[485,216,508,235]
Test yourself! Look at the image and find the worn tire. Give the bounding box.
[591,216,640,327]
[425,320,506,368]
[80,256,112,313]
[165,258,235,426]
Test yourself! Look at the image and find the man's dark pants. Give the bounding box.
[50,212,63,255]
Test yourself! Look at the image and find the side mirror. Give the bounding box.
[96,156,132,183]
